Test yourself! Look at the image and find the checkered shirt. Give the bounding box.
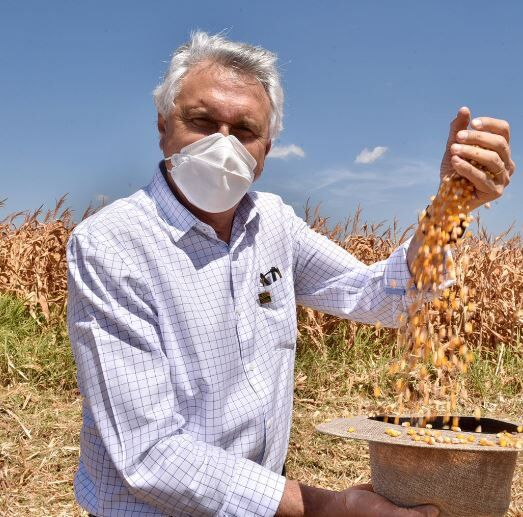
[67,167,417,516]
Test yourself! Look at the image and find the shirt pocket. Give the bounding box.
[256,279,297,350]
[256,278,293,311]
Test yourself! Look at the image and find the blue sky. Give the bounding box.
[1,1,522,235]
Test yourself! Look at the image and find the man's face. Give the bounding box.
[158,61,272,180]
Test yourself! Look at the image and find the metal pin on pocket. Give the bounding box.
[258,291,272,304]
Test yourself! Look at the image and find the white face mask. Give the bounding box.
[165,133,257,213]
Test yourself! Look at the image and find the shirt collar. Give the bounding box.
[146,165,198,241]
[146,163,259,242]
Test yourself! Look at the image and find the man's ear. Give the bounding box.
[265,139,272,157]
[157,114,167,151]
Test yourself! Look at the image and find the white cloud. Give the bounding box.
[278,157,438,201]
[268,144,305,159]
[355,146,388,164]
[314,158,438,201]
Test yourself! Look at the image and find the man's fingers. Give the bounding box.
[455,130,511,169]
[408,504,440,517]
[450,144,508,182]
[446,106,471,150]
[390,503,440,517]
[471,116,511,143]
[451,155,504,198]
[351,483,374,492]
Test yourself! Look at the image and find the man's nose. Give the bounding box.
[217,124,231,137]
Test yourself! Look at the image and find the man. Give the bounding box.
[67,32,515,516]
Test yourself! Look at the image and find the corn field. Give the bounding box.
[0,201,522,349]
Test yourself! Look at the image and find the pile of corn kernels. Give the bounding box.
[382,422,523,449]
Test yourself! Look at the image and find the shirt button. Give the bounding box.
[236,310,241,317]
[245,362,256,372]
[267,418,273,430]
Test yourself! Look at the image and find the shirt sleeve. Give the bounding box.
[67,232,286,517]
[289,207,450,328]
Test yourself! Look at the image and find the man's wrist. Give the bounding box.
[276,480,335,517]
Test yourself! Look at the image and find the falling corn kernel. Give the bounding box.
[390,174,477,429]
[517,426,523,434]
[474,407,481,420]
[475,425,482,433]
[402,422,411,427]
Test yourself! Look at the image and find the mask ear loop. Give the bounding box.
[166,154,190,170]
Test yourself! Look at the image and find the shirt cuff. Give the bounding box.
[383,238,414,300]
[223,458,286,517]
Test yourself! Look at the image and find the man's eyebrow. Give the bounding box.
[181,106,264,133]
[180,106,209,117]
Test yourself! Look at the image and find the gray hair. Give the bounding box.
[153,31,284,139]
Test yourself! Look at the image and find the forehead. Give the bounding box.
[176,61,271,130]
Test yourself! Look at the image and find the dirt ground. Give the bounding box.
[1,383,522,516]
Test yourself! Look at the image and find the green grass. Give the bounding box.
[0,294,76,390]
[296,324,397,400]
[296,319,523,409]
